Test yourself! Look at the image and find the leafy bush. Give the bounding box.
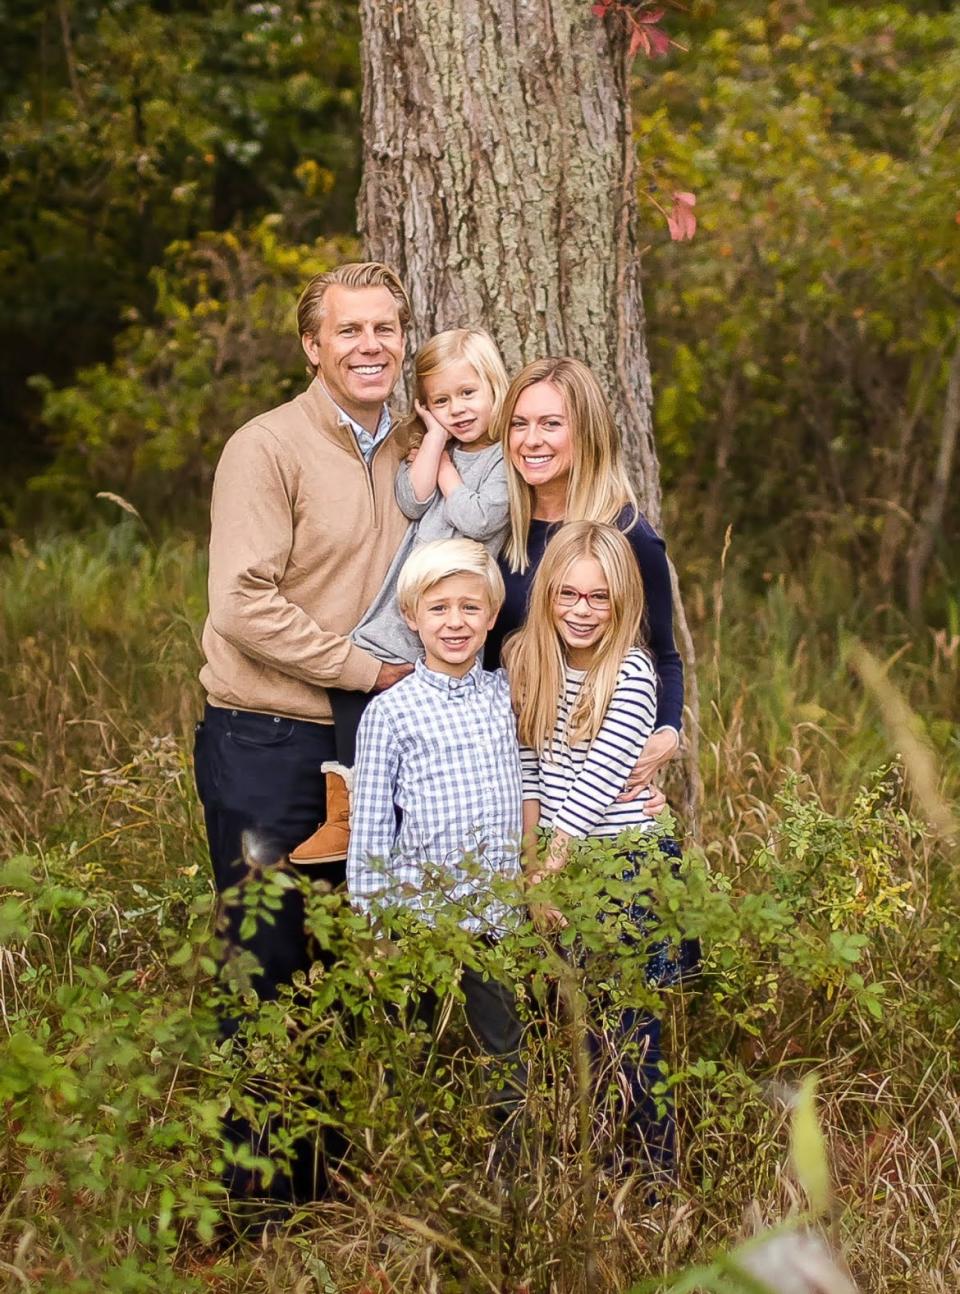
[1,528,956,1289]
[2,774,954,1289]
[641,2,960,602]
[26,221,353,526]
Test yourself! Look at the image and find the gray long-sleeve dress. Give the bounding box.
[350,442,509,664]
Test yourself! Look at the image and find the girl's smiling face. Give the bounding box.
[553,556,612,667]
[421,358,495,450]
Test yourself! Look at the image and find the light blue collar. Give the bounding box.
[415,657,485,694]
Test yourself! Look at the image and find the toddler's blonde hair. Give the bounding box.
[396,328,509,454]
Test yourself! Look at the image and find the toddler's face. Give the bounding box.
[421,359,494,449]
[404,573,497,677]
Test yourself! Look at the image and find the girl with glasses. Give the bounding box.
[506,519,678,1179]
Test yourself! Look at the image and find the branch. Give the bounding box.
[906,331,960,617]
[56,0,85,109]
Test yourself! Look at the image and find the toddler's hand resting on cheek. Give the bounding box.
[414,399,449,442]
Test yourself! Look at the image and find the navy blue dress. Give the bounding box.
[484,506,684,732]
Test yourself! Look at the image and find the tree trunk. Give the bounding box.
[358,0,701,823]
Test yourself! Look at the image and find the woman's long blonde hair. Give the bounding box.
[498,357,638,573]
[508,521,646,754]
[394,328,509,454]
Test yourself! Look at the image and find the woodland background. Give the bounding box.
[0,2,958,1292]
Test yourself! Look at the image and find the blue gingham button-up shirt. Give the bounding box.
[346,659,523,931]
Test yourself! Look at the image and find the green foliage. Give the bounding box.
[26,221,352,524]
[0,849,220,1289]
[640,2,960,596]
[0,0,360,498]
[1,526,958,1288]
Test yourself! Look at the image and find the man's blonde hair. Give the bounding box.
[397,539,505,616]
[395,328,510,454]
[496,357,638,573]
[297,262,411,372]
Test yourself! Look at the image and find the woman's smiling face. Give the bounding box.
[507,381,573,491]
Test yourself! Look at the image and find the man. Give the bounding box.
[193,262,414,1211]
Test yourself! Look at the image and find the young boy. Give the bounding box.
[346,538,524,1092]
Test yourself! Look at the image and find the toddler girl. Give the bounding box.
[507,519,677,1177]
[292,327,510,863]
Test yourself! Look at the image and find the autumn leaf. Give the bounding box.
[667,190,697,241]
[628,13,671,60]
[645,24,672,57]
[629,26,650,58]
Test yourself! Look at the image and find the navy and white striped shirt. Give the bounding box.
[347,659,523,931]
[520,649,658,838]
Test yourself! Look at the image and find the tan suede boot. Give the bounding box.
[289,763,353,864]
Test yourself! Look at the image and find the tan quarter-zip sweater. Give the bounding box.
[199,379,410,722]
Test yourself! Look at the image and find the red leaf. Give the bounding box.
[638,7,666,22]
[591,2,609,14]
[629,26,650,58]
[666,191,697,241]
[646,25,672,57]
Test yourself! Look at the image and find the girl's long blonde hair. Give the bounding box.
[394,328,509,454]
[498,357,638,573]
[508,521,646,754]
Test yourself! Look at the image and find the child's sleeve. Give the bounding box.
[395,460,435,520]
[519,742,541,802]
[551,655,657,838]
[442,455,510,543]
[346,702,402,909]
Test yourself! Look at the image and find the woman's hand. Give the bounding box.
[616,728,679,805]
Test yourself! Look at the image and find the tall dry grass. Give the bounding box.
[0,524,956,1293]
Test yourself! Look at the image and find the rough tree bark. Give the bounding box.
[358,0,701,822]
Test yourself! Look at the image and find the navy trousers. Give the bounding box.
[193,702,341,1210]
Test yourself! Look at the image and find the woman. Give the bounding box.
[484,357,682,792]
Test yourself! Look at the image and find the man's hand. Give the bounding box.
[616,728,679,804]
[372,661,414,692]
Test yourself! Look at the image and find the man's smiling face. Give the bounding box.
[302,284,405,427]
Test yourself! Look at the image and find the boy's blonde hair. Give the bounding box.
[496,357,638,573]
[396,328,509,454]
[507,521,645,753]
[397,538,505,616]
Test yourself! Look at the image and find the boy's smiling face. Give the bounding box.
[404,573,497,677]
